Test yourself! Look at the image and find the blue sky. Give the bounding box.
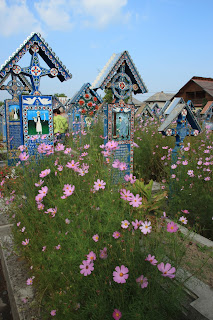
[0,0,213,102]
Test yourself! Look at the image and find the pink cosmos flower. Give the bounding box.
[112,159,121,168]
[136,275,148,288]
[22,239,29,246]
[92,234,99,242]
[128,194,142,207]
[120,189,133,201]
[167,221,178,233]
[39,169,50,178]
[93,179,106,191]
[65,218,70,224]
[124,174,136,184]
[112,309,122,320]
[187,170,194,177]
[139,221,152,235]
[119,162,128,171]
[66,160,79,170]
[0,179,5,186]
[113,231,121,239]
[204,177,210,181]
[171,164,177,169]
[19,152,29,161]
[113,265,129,284]
[179,216,188,224]
[197,160,202,165]
[57,165,63,171]
[105,140,119,150]
[37,202,44,210]
[63,184,75,197]
[157,262,176,278]
[64,147,72,154]
[35,179,44,187]
[50,310,56,316]
[45,207,57,217]
[35,194,44,202]
[18,145,26,151]
[84,144,90,149]
[121,220,130,229]
[145,254,158,265]
[132,219,142,230]
[38,186,48,196]
[55,244,61,250]
[182,160,188,165]
[80,260,94,276]
[181,209,189,214]
[184,147,190,151]
[55,143,65,151]
[133,142,139,148]
[42,246,46,252]
[99,247,107,259]
[87,251,96,262]
[26,278,33,285]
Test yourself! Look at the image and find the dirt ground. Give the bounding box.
[0,260,13,320]
[180,240,213,288]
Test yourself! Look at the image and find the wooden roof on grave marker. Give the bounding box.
[159,100,171,116]
[0,32,72,82]
[200,101,213,115]
[140,104,155,117]
[165,97,185,115]
[66,83,103,113]
[91,51,148,94]
[158,102,201,133]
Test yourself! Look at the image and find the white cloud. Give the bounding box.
[0,0,42,36]
[69,0,130,28]
[34,0,73,31]
[0,0,130,37]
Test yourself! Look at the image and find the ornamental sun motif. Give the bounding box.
[111,71,133,100]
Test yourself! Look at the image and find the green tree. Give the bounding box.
[0,101,4,107]
[54,93,67,97]
[103,88,113,103]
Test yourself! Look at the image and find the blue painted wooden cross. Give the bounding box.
[91,51,148,183]
[158,101,201,163]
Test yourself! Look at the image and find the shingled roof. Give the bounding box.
[145,91,174,102]
[191,77,213,97]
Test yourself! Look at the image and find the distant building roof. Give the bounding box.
[175,76,213,100]
[191,77,213,97]
[127,96,143,106]
[145,91,174,103]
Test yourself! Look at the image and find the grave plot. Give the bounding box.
[0,32,72,164]
[66,83,103,135]
[137,104,155,122]
[158,98,201,162]
[91,50,148,182]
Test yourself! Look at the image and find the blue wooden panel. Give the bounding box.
[5,99,23,165]
[22,95,54,158]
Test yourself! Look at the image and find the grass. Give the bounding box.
[0,118,212,319]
